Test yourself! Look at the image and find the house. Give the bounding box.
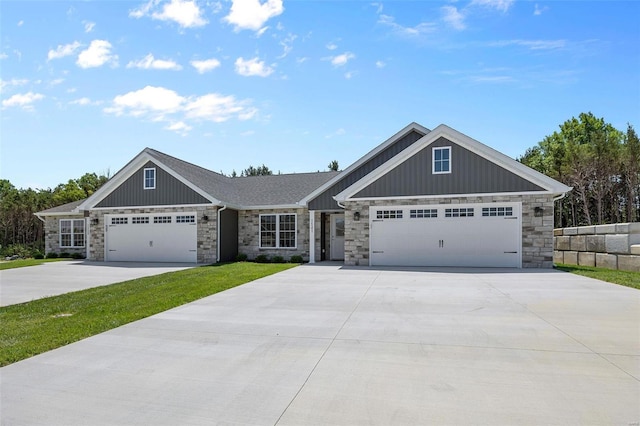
[36,123,571,268]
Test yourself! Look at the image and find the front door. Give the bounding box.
[330,214,345,260]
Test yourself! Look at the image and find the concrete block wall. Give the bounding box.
[553,223,640,272]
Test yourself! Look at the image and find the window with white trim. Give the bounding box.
[410,209,438,218]
[432,147,451,174]
[260,214,297,248]
[60,219,85,248]
[445,208,474,217]
[376,210,403,219]
[176,215,195,223]
[144,168,156,190]
[482,206,513,217]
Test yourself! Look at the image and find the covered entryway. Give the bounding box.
[369,202,521,267]
[104,213,197,262]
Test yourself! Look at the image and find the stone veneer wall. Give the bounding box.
[44,215,87,257]
[343,194,556,268]
[88,206,217,263]
[553,223,640,272]
[238,208,310,261]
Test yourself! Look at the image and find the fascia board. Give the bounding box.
[335,124,571,201]
[298,122,431,205]
[79,150,219,210]
[240,204,306,211]
[345,190,557,202]
[33,211,84,217]
[90,202,227,211]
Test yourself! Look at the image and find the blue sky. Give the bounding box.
[1,0,638,190]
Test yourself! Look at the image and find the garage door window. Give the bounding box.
[376,210,403,219]
[132,217,149,224]
[176,215,195,223]
[482,207,513,217]
[445,208,474,217]
[410,209,437,218]
[60,219,85,248]
[260,214,297,248]
[112,217,128,225]
[154,216,172,224]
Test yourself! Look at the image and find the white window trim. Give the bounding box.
[432,146,452,175]
[259,213,297,249]
[144,167,156,190]
[59,219,85,248]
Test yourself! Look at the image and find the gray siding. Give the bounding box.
[220,209,238,262]
[354,137,544,198]
[308,130,425,210]
[97,161,211,208]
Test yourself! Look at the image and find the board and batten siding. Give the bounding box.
[308,130,425,210]
[353,137,544,198]
[96,161,211,208]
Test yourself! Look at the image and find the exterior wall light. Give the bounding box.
[353,212,360,221]
[91,218,99,225]
[534,206,544,217]
[202,215,209,222]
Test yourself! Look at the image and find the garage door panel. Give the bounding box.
[105,214,197,263]
[370,203,521,268]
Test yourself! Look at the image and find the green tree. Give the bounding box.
[241,164,273,176]
[328,160,339,171]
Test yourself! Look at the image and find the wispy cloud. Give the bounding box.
[0,78,29,93]
[469,0,514,13]
[104,85,257,133]
[190,58,221,73]
[127,53,182,70]
[130,0,207,28]
[76,40,118,68]
[328,52,355,67]
[48,41,82,61]
[70,97,102,106]
[534,3,549,16]
[378,14,437,37]
[441,5,466,30]
[486,39,567,50]
[84,21,96,33]
[2,92,44,110]
[376,60,386,68]
[234,57,274,77]
[224,0,283,32]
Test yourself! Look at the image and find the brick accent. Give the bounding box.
[88,206,216,264]
[237,208,310,262]
[342,194,555,268]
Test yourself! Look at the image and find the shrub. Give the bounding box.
[71,253,85,259]
[59,252,71,258]
[33,253,45,259]
[272,255,285,263]
[289,255,304,264]
[235,253,248,262]
[46,252,59,259]
[254,254,270,263]
[1,244,33,259]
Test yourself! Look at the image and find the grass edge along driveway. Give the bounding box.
[0,262,296,367]
[0,258,71,271]
[554,263,640,290]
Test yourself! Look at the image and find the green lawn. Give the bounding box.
[0,262,296,366]
[0,258,71,270]
[555,264,640,290]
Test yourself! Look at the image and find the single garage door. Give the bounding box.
[104,213,197,262]
[369,202,521,268]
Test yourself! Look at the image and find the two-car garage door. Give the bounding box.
[105,213,197,263]
[369,202,521,268]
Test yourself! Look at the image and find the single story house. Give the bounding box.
[36,122,571,268]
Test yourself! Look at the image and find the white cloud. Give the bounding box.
[190,58,221,73]
[84,21,96,32]
[234,57,274,77]
[224,0,284,32]
[104,85,257,132]
[442,5,466,30]
[378,14,436,37]
[0,53,7,60]
[70,97,101,106]
[2,92,44,110]
[329,52,355,67]
[130,0,207,28]
[50,78,65,86]
[0,78,28,93]
[488,39,567,50]
[17,20,24,26]
[48,41,82,61]
[470,0,514,13]
[77,40,118,68]
[375,60,386,68]
[127,53,182,70]
[326,42,338,51]
[325,128,346,139]
[344,71,356,79]
[277,33,297,59]
[534,3,549,16]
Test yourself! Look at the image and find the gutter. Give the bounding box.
[34,213,45,223]
[216,205,227,263]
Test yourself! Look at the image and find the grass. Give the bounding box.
[0,262,296,366]
[0,258,71,271]
[555,263,640,290]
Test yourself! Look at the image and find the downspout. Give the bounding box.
[216,205,227,263]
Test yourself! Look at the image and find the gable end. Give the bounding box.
[96,161,211,208]
[353,137,545,198]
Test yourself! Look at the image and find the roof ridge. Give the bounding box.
[144,147,229,180]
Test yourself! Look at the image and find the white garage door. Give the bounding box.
[370,203,521,268]
[105,213,197,263]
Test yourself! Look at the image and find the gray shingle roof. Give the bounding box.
[37,199,85,214]
[145,148,338,207]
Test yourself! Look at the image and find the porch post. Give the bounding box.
[309,210,315,264]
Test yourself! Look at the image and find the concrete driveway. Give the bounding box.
[1,265,638,425]
[0,261,195,306]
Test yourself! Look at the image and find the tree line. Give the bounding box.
[0,173,109,256]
